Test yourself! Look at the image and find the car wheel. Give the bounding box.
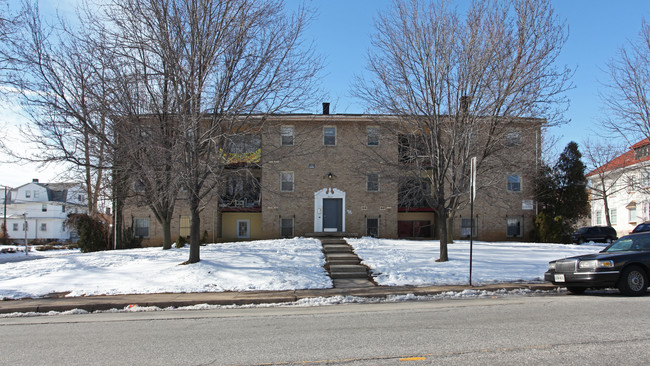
[618,266,648,296]
[605,237,613,244]
[577,238,584,245]
[566,287,586,295]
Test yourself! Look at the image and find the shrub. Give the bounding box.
[120,226,143,249]
[66,214,109,253]
[201,230,209,244]
[176,236,186,248]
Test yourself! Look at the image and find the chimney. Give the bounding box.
[32,178,39,183]
[460,96,470,114]
[322,102,330,115]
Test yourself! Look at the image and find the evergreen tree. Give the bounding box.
[555,142,590,222]
[533,142,589,242]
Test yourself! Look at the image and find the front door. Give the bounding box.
[323,198,343,232]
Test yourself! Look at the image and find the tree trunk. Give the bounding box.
[438,209,449,262]
[187,195,201,263]
[161,219,173,250]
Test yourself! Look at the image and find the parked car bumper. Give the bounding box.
[544,270,620,288]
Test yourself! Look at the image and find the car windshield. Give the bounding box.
[604,235,650,252]
[634,224,650,232]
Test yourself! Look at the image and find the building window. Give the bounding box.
[629,205,637,223]
[134,218,150,238]
[62,205,66,212]
[42,204,47,212]
[506,131,520,146]
[610,208,617,225]
[281,172,294,192]
[366,218,379,237]
[281,126,294,146]
[34,190,39,199]
[367,126,379,146]
[180,216,191,237]
[25,191,31,198]
[323,126,336,146]
[12,223,18,231]
[506,217,522,238]
[41,223,47,232]
[281,218,294,238]
[367,173,379,192]
[595,211,602,225]
[461,218,477,238]
[62,222,66,232]
[642,172,650,188]
[507,175,521,192]
[237,220,250,239]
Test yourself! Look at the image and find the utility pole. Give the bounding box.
[23,213,28,255]
[469,157,477,286]
[2,186,7,245]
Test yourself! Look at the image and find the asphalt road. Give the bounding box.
[2,292,650,365]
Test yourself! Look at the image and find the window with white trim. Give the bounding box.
[323,126,336,146]
[595,211,602,225]
[506,130,520,146]
[367,173,379,192]
[41,223,47,232]
[507,175,521,192]
[461,218,477,238]
[506,217,522,237]
[134,218,150,238]
[281,172,294,192]
[367,126,379,146]
[281,126,294,146]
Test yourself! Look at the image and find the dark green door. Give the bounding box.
[323,198,342,232]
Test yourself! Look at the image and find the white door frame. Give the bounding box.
[314,188,346,232]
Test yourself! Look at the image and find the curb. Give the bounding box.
[0,283,559,314]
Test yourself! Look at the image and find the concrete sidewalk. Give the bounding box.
[0,283,558,314]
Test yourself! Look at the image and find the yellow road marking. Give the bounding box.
[400,356,427,361]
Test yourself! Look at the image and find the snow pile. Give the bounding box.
[347,238,604,286]
[0,238,331,300]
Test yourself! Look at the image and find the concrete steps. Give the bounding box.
[311,233,376,288]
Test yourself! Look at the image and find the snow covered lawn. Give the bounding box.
[0,237,604,300]
[0,238,331,300]
[347,238,605,286]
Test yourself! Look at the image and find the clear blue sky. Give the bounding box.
[2,0,650,186]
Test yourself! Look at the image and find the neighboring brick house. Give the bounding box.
[1,179,86,242]
[122,108,542,245]
[587,138,650,238]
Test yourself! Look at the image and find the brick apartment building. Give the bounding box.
[122,108,542,245]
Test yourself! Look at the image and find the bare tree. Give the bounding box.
[103,0,321,263]
[6,1,114,217]
[583,139,634,226]
[354,0,571,261]
[602,19,650,143]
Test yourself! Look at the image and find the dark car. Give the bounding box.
[632,221,650,233]
[570,226,617,244]
[545,232,650,295]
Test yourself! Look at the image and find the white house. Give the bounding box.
[587,139,650,238]
[1,179,87,242]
